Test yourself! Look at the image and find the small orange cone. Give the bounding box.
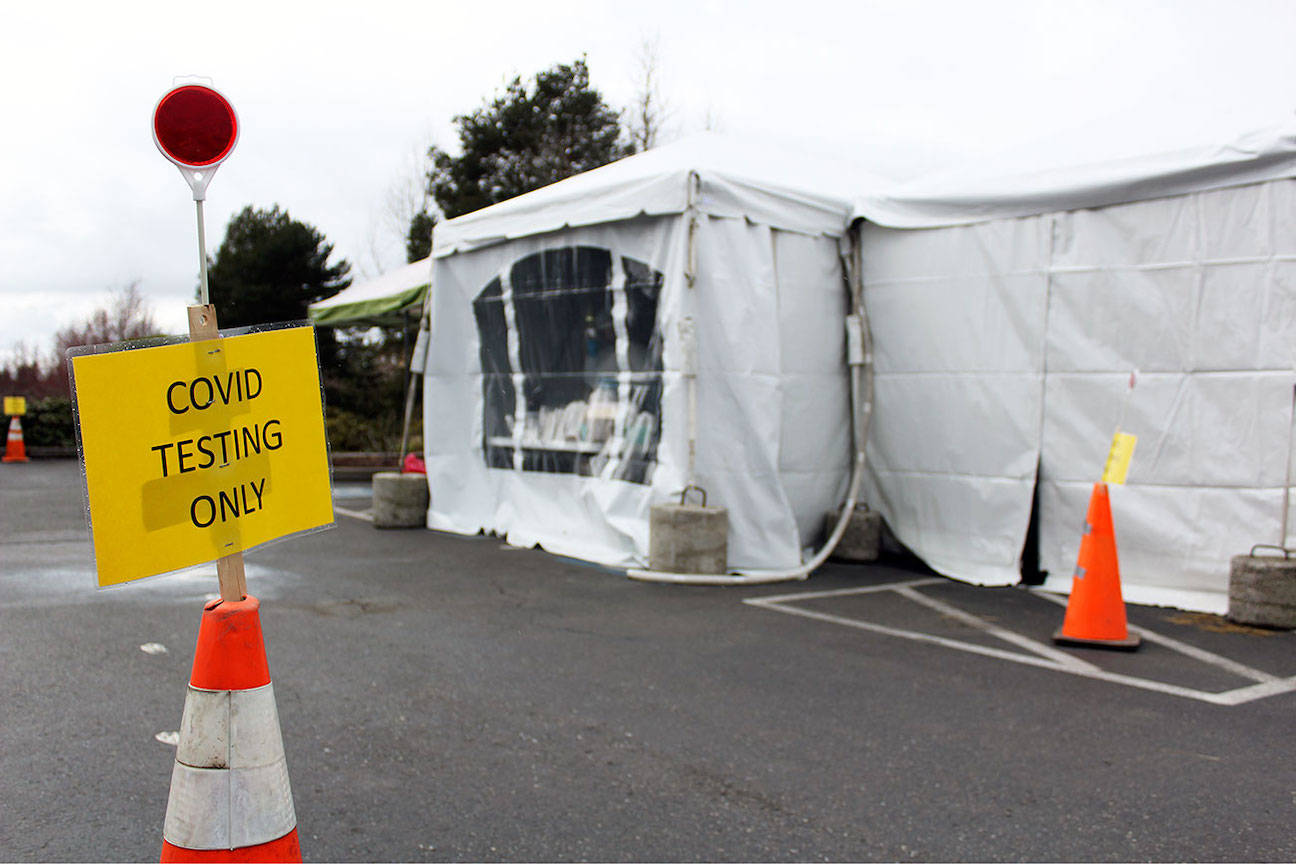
[161,596,302,862]
[2,415,28,462]
[1053,482,1141,650]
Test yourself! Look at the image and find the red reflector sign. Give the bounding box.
[153,85,239,168]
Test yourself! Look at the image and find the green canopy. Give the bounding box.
[308,259,430,327]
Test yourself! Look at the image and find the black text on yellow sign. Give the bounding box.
[71,326,333,586]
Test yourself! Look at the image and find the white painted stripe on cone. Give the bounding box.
[177,684,285,769]
[164,761,295,850]
[230,685,286,769]
[164,683,296,850]
[177,689,229,768]
[230,760,296,849]
[164,761,231,850]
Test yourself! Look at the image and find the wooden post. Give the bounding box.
[187,304,248,603]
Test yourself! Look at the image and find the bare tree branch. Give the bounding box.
[628,35,673,153]
[53,282,157,355]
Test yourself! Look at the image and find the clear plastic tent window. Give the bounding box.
[472,246,664,484]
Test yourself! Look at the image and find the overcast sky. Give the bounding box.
[3,0,1295,360]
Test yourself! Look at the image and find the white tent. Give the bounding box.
[421,134,884,570]
[852,119,1296,612]
[342,123,1296,612]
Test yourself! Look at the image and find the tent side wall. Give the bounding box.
[423,217,688,566]
[862,177,1296,611]
[769,229,852,548]
[690,218,851,566]
[422,212,852,569]
[860,216,1051,585]
[1037,178,1296,611]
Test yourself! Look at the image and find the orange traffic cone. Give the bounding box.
[161,596,302,862]
[1053,482,1141,650]
[2,415,27,462]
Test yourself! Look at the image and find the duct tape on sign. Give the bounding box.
[69,325,333,586]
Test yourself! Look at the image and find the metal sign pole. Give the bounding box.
[196,198,210,306]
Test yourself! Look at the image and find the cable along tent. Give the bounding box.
[419,134,884,573]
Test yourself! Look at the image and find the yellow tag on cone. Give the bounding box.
[1101,432,1137,485]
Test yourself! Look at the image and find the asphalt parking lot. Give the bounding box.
[3,460,1295,862]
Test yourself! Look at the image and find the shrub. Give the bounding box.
[22,396,76,448]
[325,406,422,453]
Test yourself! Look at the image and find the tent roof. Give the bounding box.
[433,133,889,254]
[314,122,1296,319]
[308,258,430,327]
[855,118,1296,228]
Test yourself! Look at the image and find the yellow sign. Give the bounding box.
[1101,432,1138,485]
[4,396,25,416]
[70,326,333,586]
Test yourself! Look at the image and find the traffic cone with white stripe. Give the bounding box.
[1052,482,1141,650]
[161,596,301,862]
[2,415,27,462]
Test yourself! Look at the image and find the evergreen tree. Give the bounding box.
[205,205,351,327]
[422,58,628,221]
[406,209,435,263]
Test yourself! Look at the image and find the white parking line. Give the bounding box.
[1030,589,1280,683]
[744,580,1296,706]
[333,505,373,523]
[753,577,945,604]
[743,596,1072,671]
[895,584,1100,673]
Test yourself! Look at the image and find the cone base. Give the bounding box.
[1053,628,1141,651]
[1,457,27,462]
[161,827,301,863]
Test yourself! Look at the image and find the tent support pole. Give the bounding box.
[398,233,436,467]
[628,219,875,585]
[684,172,701,489]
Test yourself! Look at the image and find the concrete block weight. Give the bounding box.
[1228,554,1296,629]
[649,503,728,574]
[371,472,429,529]
[826,505,882,562]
